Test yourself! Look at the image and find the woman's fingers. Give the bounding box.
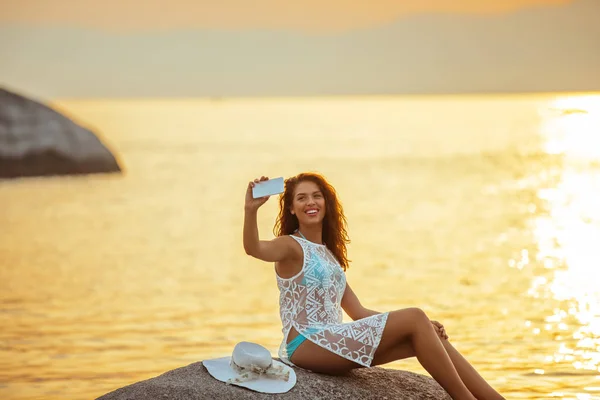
[431,320,448,339]
[253,176,269,183]
[440,327,448,340]
[248,176,268,192]
[432,324,448,340]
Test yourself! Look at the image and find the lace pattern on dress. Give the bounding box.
[276,235,389,368]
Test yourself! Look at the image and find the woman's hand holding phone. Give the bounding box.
[245,176,270,212]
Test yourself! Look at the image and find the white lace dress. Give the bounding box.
[276,235,389,368]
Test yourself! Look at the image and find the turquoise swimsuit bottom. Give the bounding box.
[285,334,307,359]
[286,327,319,359]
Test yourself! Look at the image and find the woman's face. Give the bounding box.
[291,180,327,227]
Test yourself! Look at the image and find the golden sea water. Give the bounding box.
[1,94,600,399]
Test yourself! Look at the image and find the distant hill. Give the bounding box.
[1,0,598,98]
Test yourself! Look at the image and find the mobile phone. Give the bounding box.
[252,177,284,199]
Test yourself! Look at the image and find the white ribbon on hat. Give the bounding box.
[227,358,290,384]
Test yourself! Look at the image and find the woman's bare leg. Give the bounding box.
[371,327,504,400]
[286,326,359,374]
[440,340,504,400]
[291,308,476,400]
[290,339,361,375]
[372,308,475,400]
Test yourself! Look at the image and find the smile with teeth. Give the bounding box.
[305,209,319,216]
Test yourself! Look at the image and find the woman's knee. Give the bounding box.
[387,307,431,335]
[404,307,430,324]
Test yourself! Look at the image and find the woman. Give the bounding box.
[243,173,504,400]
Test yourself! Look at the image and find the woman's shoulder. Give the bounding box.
[277,234,305,256]
[287,234,314,250]
[274,235,304,277]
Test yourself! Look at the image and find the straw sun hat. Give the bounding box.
[202,341,297,394]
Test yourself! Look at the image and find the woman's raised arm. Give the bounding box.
[243,177,294,263]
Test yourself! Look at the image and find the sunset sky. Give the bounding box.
[1,0,598,98]
[1,0,572,31]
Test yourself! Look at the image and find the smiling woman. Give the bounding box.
[242,173,505,400]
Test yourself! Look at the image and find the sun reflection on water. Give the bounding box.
[530,94,600,390]
[544,95,600,160]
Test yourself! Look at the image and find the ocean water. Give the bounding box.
[1,94,599,399]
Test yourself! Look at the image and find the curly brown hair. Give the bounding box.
[273,172,351,271]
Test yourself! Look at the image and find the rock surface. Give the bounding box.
[98,361,451,400]
[0,87,121,178]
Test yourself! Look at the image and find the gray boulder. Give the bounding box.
[97,361,450,400]
[0,87,121,178]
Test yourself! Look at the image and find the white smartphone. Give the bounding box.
[252,177,285,199]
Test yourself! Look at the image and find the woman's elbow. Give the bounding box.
[244,245,271,262]
[346,308,362,321]
[351,313,363,321]
[244,244,258,257]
